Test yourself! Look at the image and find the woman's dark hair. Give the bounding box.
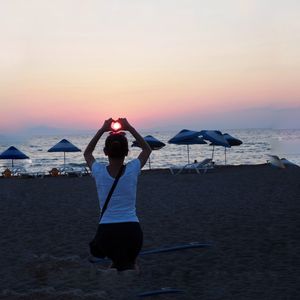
[104,133,129,158]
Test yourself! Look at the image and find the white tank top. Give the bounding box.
[92,159,141,224]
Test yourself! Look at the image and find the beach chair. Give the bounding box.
[12,166,29,176]
[1,167,29,178]
[12,166,45,178]
[169,158,214,175]
[57,166,73,176]
[63,166,90,177]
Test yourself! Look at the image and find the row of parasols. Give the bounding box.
[0,129,242,169]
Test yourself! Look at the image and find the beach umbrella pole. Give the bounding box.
[148,156,151,169]
[225,148,227,165]
[64,152,66,169]
[211,145,215,161]
[187,145,190,164]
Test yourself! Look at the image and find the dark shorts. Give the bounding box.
[89,222,143,271]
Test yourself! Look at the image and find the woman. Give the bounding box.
[84,118,152,271]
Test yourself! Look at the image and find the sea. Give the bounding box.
[1,129,300,172]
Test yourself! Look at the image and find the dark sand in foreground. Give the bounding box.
[0,165,299,299]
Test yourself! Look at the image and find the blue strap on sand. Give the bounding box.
[138,287,184,297]
[89,242,213,264]
[140,242,212,256]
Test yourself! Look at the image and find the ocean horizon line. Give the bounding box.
[1,125,300,138]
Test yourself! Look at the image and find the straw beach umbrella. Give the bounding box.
[132,135,166,169]
[0,146,29,167]
[168,129,206,163]
[48,139,81,168]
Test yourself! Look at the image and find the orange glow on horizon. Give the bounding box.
[0,1,299,132]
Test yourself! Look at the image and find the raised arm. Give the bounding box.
[84,118,112,170]
[119,118,152,168]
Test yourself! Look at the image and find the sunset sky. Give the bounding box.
[0,0,299,133]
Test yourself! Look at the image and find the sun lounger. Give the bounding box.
[49,166,89,177]
[169,158,214,175]
[60,166,90,177]
[0,167,45,178]
[12,167,45,178]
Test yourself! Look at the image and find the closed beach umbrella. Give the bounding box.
[132,135,166,168]
[200,130,230,163]
[168,129,206,163]
[48,139,81,168]
[0,146,29,167]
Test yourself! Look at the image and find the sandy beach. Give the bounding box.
[0,164,299,300]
